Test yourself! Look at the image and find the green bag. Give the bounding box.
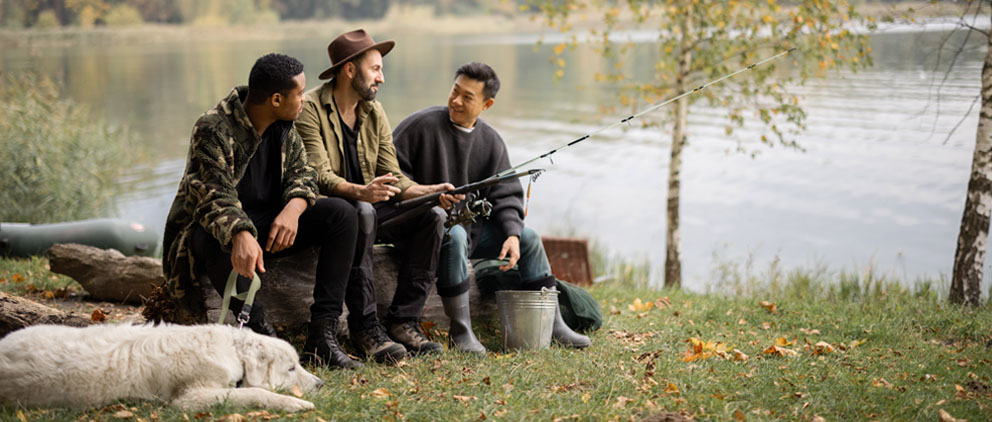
[473,259,602,333]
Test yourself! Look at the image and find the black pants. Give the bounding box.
[348,201,446,323]
[190,197,358,322]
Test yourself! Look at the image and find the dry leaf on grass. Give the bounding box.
[938,409,966,422]
[91,308,107,322]
[759,301,777,313]
[762,345,797,357]
[629,298,654,312]
[369,387,392,399]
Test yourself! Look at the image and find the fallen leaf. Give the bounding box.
[759,301,777,313]
[774,337,795,347]
[732,349,749,362]
[938,409,965,422]
[763,345,796,357]
[738,318,748,325]
[654,297,672,308]
[91,308,107,323]
[16,411,27,422]
[370,388,391,399]
[800,328,821,335]
[613,396,633,408]
[871,378,892,389]
[813,342,834,355]
[12,273,25,283]
[609,305,621,315]
[665,383,680,395]
[628,298,654,312]
[421,320,437,332]
[493,410,508,417]
[292,385,303,398]
[453,395,477,402]
[733,409,745,421]
[219,414,246,422]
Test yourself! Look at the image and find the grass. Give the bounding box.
[1,256,991,421]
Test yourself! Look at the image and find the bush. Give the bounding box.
[104,4,144,27]
[34,9,60,28]
[0,74,135,224]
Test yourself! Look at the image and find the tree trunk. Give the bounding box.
[0,291,91,338]
[665,19,692,288]
[950,15,992,307]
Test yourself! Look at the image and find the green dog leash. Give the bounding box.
[218,270,262,328]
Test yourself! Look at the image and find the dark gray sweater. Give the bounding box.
[393,106,524,250]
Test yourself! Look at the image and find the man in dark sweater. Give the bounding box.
[393,62,591,352]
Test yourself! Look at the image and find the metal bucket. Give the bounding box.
[496,289,558,351]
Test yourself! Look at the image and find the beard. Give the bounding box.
[351,72,377,101]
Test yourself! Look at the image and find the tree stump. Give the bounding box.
[0,291,91,338]
[47,243,161,304]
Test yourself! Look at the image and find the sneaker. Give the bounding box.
[352,323,407,363]
[388,321,443,355]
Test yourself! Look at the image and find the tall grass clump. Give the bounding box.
[0,73,135,223]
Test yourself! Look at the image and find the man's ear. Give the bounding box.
[270,92,283,109]
[481,97,495,112]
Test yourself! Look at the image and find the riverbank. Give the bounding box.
[1,255,989,421]
[0,1,969,48]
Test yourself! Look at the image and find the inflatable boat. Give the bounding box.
[0,218,158,257]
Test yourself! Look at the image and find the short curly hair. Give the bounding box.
[247,53,304,104]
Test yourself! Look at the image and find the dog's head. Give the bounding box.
[236,331,323,395]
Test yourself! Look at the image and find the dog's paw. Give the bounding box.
[278,397,314,412]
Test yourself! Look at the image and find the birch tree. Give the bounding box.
[530,0,873,286]
[950,1,992,306]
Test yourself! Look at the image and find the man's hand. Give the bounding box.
[498,235,520,272]
[267,197,307,253]
[355,173,401,203]
[403,183,465,210]
[231,230,265,279]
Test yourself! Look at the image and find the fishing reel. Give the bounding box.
[445,193,493,229]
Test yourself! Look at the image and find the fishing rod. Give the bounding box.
[496,47,797,177]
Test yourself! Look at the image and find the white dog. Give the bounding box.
[0,324,322,412]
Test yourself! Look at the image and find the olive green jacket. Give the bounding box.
[162,86,318,321]
[295,81,415,196]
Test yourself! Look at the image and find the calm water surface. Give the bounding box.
[2,22,987,292]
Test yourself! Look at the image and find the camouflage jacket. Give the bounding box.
[162,86,318,321]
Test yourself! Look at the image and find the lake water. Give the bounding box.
[1,20,988,293]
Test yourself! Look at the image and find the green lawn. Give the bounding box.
[1,257,990,421]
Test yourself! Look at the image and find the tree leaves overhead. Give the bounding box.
[529,0,874,152]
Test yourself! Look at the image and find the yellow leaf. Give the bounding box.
[557,58,565,67]
[938,409,964,422]
[453,395,477,402]
[830,42,839,50]
[732,349,749,362]
[762,15,774,24]
[16,411,28,422]
[774,337,794,347]
[555,69,564,78]
[553,42,567,56]
[581,392,591,403]
[613,396,633,408]
[12,273,25,283]
[292,385,303,398]
[370,387,391,399]
[628,298,654,312]
[665,383,680,394]
[738,318,748,325]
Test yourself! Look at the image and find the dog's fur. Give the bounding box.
[0,324,322,412]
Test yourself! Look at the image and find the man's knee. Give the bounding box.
[310,197,359,230]
[427,206,446,236]
[355,201,376,236]
[519,226,544,255]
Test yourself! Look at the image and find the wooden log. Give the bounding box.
[204,245,497,334]
[0,291,91,338]
[47,243,161,304]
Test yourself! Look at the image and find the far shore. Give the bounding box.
[0,1,969,49]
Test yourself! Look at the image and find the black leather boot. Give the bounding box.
[243,303,278,338]
[301,318,363,369]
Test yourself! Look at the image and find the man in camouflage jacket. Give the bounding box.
[163,53,366,369]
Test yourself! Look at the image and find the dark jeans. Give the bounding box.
[190,197,358,322]
[348,201,445,323]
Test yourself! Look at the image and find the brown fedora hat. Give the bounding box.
[318,29,395,80]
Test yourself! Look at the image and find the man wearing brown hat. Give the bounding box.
[297,29,459,359]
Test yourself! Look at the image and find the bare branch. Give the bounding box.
[942,93,982,146]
